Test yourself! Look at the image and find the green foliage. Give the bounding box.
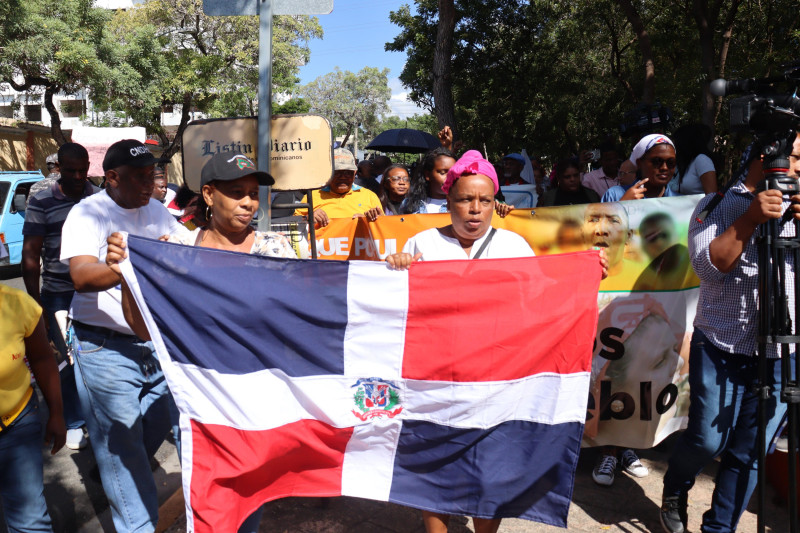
[273,98,312,115]
[0,0,121,140]
[105,0,322,151]
[377,113,438,136]
[362,113,439,148]
[388,0,800,169]
[300,67,392,147]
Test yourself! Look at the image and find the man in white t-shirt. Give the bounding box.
[60,139,190,533]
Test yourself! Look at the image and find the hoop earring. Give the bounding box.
[205,205,212,220]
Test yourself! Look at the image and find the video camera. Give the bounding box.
[712,60,800,135]
[618,102,673,138]
[712,61,800,196]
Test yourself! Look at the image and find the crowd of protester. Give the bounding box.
[5,119,800,533]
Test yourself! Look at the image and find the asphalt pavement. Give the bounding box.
[1,273,793,532]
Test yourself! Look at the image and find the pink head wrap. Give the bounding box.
[442,150,499,194]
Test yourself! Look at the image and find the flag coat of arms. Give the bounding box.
[120,236,601,532]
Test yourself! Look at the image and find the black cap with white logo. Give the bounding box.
[200,152,274,187]
[102,139,163,172]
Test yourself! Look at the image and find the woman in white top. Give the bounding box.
[387,150,607,533]
[378,164,411,215]
[403,147,457,214]
[669,123,717,195]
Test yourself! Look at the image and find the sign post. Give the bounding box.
[203,0,333,230]
[257,0,274,231]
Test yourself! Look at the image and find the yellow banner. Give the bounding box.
[313,195,702,448]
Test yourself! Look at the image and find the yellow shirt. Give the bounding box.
[0,285,42,417]
[294,185,383,219]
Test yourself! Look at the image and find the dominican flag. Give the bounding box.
[120,235,601,532]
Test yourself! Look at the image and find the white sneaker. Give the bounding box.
[592,454,617,486]
[66,428,88,450]
[621,449,649,477]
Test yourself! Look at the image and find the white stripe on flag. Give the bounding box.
[403,373,590,428]
[163,363,589,430]
[341,419,402,501]
[179,414,195,533]
[344,262,408,379]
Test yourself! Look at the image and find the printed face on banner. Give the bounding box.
[583,203,632,274]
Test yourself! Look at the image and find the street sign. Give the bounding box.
[203,0,332,16]
[181,115,333,193]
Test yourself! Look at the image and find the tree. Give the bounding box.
[615,0,656,104]
[432,0,457,136]
[388,0,800,167]
[300,67,392,148]
[273,97,311,115]
[0,0,122,144]
[106,0,322,159]
[361,113,439,148]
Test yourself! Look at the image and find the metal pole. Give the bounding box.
[257,0,273,231]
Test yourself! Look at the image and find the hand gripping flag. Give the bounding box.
[120,236,601,531]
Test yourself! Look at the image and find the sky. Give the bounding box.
[297,0,426,119]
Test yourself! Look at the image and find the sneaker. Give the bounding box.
[592,453,617,486]
[621,449,649,477]
[66,428,88,450]
[660,492,687,533]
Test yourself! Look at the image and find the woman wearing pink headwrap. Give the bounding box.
[387,150,529,533]
[386,150,608,533]
[387,150,535,269]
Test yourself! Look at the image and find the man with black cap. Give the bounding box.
[59,139,190,533]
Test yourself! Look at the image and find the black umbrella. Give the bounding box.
[366,128,441,154]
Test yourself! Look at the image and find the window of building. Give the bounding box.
[61,99,85,118]
[25,104,42,122]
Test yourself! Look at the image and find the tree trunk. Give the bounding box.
[43,85,67,146]
[433,0,457,138]
[693,0,716,128]
[616,0,656,104]
[713,0,741,127]
[602,14,638,103]
[692,0,741,132]
[160,93,194,161]
[340,125,353,151]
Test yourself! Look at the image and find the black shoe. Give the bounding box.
[660,492,687,533]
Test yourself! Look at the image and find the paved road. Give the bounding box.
[1,273,793,532]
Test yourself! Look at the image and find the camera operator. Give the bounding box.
[660,134,800,533]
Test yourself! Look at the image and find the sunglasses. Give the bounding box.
[646,157,677,169]
[387,176,410,183]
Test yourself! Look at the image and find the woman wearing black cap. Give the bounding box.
[166,152,297,256]
[105,152,295,532]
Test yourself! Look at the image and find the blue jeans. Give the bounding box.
[0,394,53,532]
[72,326,177,533]
[663,330,788,533]
[39,290,84,431]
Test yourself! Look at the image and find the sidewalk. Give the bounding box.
[161,434,791,532]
